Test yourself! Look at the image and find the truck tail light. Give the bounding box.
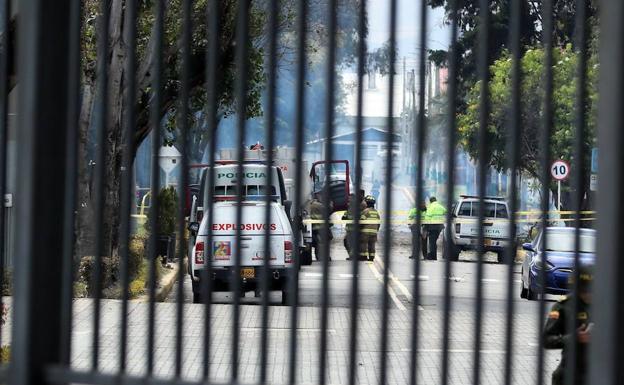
[455,223,461,234]
[284,240,293,264]
[195,241,205,264]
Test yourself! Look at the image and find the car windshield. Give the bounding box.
[544,230,596,253]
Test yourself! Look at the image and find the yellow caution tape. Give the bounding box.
[302,218,596,225]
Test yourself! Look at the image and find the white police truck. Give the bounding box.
[444,195,510,263]
[188,161,296,304]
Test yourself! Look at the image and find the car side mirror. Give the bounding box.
[188,222,200,235]
[522,242,534,252]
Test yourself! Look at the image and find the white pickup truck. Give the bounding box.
[444,195,510,263]
[188,163,296,304]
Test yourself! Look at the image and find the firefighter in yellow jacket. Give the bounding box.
[360,195,380,261]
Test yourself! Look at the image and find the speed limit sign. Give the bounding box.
[551,160,570,181]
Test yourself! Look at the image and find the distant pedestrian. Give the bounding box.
[360,195,380,261]
[424,197,446,260]
[544,266,593,385]
[407,201,428,259]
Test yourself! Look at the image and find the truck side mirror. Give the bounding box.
[188,222,200,235]
[522,242,534,252]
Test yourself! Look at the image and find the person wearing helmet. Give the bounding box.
[343,193,366,260]
[543,265,593,385]
[359,195,380,261]
[307,189,333,261]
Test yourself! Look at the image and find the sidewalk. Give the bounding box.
[63,298,558,385]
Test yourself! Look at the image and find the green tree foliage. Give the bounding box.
[457,47,598,203]
[427,0,597,108]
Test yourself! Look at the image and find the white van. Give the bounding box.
[188,163,295,304]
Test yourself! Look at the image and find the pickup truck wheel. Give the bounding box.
[192,292,202,304]
[496,251,504,264]
[443,238,460,261]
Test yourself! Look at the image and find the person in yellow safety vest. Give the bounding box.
[343,193,367,260]
[360,195,381,261]
[407,201,428,259]
[308,190,334,261]
[423,196,446,260]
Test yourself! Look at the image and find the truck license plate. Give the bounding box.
[241,268,255,279]
[484,239,492,246]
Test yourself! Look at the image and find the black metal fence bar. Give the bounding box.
[11,1,71,384]
[472,0,490,381]
[590,0,624,383]
[319,0,337,383]
[175,0,192,378]
[0,0,9,348]
[147,0,164,376]
[260,0,279,382]
[59,0,82,367]
[91,0,112,370]
[118,0,137,373]
[347,0,366,383]
[379,1,397,384]
[537,1,554,384]
[202,0,221,380]
[288,1,307,383]
[409,2,428,384]
[441,1,460,383]
[503,0,522,383]
[566,1,589,385]
[232,0,251,380]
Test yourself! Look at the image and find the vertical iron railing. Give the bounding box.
[2,1,622,385]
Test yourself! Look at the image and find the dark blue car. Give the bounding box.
[520,227,596,300]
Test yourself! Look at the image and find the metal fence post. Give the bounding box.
[590,1,624,384]
[10,1,71,384]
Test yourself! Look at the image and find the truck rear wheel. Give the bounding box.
[443,238,460,261]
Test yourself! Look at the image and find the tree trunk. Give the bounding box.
[76,0,126,258]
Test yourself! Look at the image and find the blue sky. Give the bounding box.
[366,0,450,69]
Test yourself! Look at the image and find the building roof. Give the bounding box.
[307,127,401,145]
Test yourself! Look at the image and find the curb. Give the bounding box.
[138,258,187,303]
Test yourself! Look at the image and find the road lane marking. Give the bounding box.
[367,262,407,311]
[410,275,430,280]
[303,273,322,278]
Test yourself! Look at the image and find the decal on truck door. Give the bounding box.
[213,241,232,260]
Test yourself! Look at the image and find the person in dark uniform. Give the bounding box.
[407,201,428,259]
[307,190,333,261]
[543,266,593,385]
